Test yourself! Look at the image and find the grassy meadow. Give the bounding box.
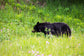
[0,0,84,56]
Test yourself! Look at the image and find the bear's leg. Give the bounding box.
[61,32,63,37]
[43,31,47,37]
[66,28,70,37]
[56,31,59,37]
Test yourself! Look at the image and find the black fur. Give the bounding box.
[32,22,71,37]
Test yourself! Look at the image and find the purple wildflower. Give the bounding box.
[46,41,49,44]
[28,51,31,53]
[1,30,2,32]
[37,55,40,56]
[32,50,35,54]
[48,54,52,56]
[41,54,44,56]
[37,51,39,53]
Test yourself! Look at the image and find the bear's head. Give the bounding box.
[32,22,41,33]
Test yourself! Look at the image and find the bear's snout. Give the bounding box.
[32,30,36,33]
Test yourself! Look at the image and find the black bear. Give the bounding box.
[32,22,71,37]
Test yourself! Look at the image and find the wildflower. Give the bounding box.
[48,54,52,56]
[1,29,2,32]
[32,50,35,54]
[28,51,31,53]
[35,54,37,56]
[46,41,49,44]
[37,55,40,56]
[37,51,39,53]
[41,54,44,56]
[78,43,80,46]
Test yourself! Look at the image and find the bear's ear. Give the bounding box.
[37,22,39,25]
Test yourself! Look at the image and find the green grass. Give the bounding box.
[0,34,84,56]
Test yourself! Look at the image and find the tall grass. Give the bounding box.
[0,34,84,56]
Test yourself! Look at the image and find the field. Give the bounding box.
[0,32,84,56]
[0,0,84,56]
